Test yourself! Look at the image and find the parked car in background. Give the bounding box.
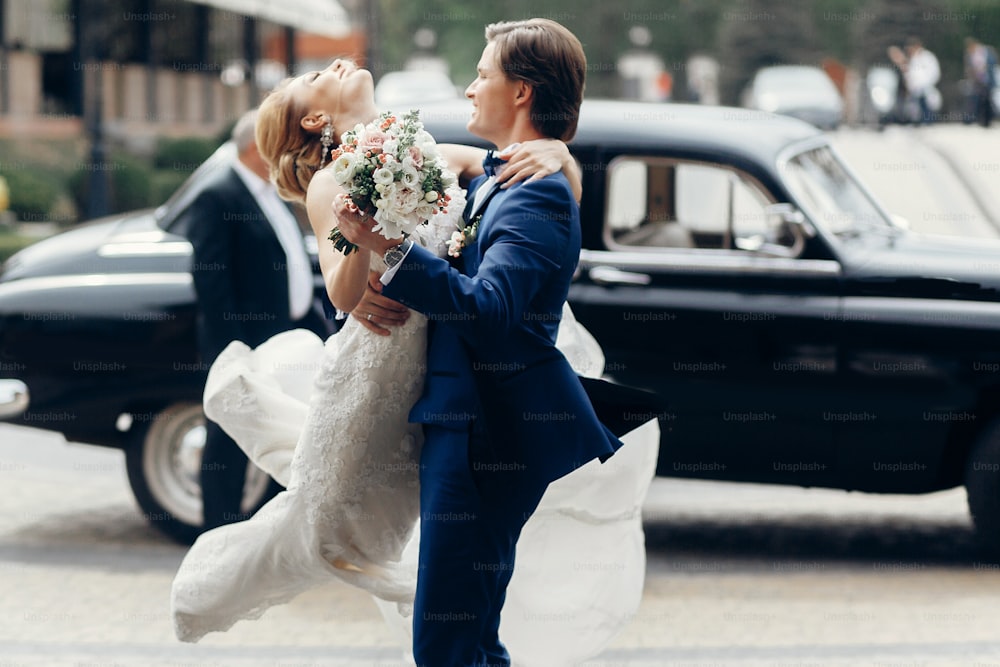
[5,99,1000,557]
[0,143,335,543]
[742,65,844,130]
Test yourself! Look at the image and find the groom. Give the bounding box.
[337,19,624,666]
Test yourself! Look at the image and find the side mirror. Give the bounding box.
[734,203,812,258]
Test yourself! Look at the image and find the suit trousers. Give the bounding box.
[200,420,250,531]
[413,424,548,667]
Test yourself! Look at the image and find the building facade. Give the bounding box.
[0,0,362,140]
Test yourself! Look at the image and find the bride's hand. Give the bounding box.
[497,139,582,202]
[353,270,410,336]
[333,194,395,254]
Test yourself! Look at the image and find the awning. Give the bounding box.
[185,0,352,38]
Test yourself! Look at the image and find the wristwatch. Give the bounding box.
[383,238,413,269]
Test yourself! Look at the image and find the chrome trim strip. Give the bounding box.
[579,249,841,278]
[98,241,193,257]
[0,273,193,296]
[0,379,29,419]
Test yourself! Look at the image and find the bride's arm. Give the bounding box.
[438,140,582,202]
[305,169,371,313]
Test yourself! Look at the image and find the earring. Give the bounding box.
[318,120,334,169]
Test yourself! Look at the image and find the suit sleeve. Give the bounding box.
[383,176,575,345]
[180,189,243,361]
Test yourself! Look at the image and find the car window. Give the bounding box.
[781,146,893,240]
[606,157,772,251]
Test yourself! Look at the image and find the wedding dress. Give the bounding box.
[170,185,660,666]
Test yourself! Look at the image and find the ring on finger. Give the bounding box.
[367,313,373,321]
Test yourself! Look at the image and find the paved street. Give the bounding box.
[829,123,1000,238]
[3,420,1000,667]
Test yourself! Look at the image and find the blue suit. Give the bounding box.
[383,171,624,666]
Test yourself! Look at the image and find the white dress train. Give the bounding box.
[169,193,660,665]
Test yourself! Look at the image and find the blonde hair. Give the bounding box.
[255,78,332,203]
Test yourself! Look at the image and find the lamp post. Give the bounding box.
[0,0,8,115]
[80,0,110,218]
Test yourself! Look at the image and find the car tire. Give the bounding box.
[965,421,1000,560]
[124,401,277,544]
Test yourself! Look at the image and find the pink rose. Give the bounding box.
[407,145,424,168]
[358,127,387,153]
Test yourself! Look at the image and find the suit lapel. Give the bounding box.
[467,180,502,224]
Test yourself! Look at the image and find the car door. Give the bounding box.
[569,152,844,486]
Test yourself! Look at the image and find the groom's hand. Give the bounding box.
[333,194,397,255]
[353,270,410,336]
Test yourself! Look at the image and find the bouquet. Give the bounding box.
[327,109,456,255]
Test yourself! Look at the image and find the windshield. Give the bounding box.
[780,146,896,240]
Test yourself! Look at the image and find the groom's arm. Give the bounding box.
[439,141,582,202]
[381,177,577,344]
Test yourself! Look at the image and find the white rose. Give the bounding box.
[414,130,438,158]
[400,166,420,189]
[382,138,399,157]
[330,152,357,184]
[372,167,395,186]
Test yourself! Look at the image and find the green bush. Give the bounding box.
[0,165,65,222]
[151,169,189,207]
[70,154,154,217]
[154,137,219,173]
[111,154,154,211]
[0,134,219,224]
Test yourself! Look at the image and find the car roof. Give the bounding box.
[416,98,822,166]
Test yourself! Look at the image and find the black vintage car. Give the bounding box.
[3,100,1000,553]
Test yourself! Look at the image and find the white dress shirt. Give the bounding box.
[232,160,314,320]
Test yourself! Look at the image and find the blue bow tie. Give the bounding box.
[482,150,507,178]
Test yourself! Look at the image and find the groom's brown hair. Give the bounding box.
[485,18,586,141]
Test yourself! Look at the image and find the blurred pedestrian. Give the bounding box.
[177,109,330,532]
[889,37,941,124]
[965,36,997,127]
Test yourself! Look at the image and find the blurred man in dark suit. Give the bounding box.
[178,109,329,531]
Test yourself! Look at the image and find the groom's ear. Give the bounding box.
[512,80,534,109]
[300,112,326,133]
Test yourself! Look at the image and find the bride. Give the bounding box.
[170,58,659,666]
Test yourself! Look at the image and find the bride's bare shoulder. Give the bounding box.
[306,168,341,206]
[307,167,340,195]
[304,168,343,231]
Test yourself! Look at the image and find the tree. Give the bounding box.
[716,0,821,104]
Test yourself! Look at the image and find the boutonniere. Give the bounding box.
[447,215,481,258]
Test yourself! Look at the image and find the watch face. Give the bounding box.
[385,239,409,267]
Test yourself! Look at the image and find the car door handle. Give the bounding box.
[588,266,652,286]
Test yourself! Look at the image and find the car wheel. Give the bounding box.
[965,421,1000,559]
[124,401,276,544]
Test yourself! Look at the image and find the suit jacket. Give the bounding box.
[176,165,326,364]
[383,172,623,486]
